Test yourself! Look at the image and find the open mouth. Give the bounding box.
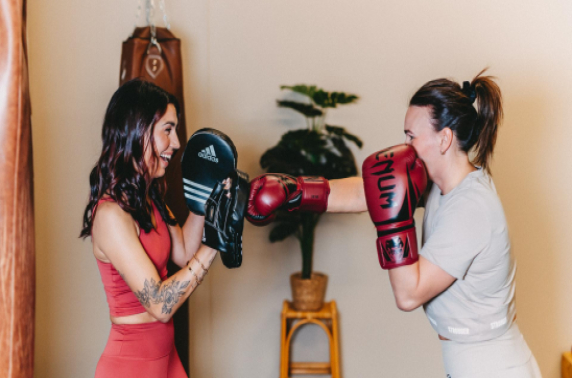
[160,153,172,164]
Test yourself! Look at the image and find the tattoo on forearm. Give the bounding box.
[134,279,160,308]
[134,278,191,314]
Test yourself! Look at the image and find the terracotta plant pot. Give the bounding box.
[290,272,328,311]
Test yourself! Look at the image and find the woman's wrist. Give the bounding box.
[186,245,218,287]
[186,253,209,286]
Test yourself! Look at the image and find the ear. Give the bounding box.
[439,128,453,155]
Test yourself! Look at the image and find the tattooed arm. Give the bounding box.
[93,201,217,322]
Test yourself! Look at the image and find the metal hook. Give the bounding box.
[146,36,162,55]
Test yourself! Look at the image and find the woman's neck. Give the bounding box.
[433,156,476,195]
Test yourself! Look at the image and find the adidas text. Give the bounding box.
[198,151,218,163]
[198,145,219,163]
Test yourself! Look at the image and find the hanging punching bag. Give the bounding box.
[0,0,36,377]
[119,24,190,374]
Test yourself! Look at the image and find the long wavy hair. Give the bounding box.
[410,69,503,174]
[80,79,179,238]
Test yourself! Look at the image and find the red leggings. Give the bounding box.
[95,319,187,378]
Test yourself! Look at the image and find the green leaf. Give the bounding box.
[260,143,318,176]
[312,90,359,108]
[280,85,318,99]
[269,221,299,242]
[280,85,359,109]
[311,89,330,108]
[325,125,363,148]
[277,100,323,118]
[330,92,359,106]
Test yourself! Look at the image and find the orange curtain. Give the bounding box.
[0,0,36,377]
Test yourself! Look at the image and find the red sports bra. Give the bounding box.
[94,198,171,317]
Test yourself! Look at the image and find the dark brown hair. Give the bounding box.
[80,79,179,238]
[409,69,503,174]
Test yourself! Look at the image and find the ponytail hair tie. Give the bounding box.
[462,81,477,104]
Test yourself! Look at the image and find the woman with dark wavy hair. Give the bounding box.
[81,79,217,378]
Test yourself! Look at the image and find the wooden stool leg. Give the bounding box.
[280,301,289,378]
[331,302,341,378]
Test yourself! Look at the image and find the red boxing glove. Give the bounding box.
[362,144,428,269]
[246,174,330,226]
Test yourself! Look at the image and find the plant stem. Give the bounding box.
[300,213,318,279]
[321,110,327,131]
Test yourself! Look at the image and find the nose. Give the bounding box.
[171,132,181,150]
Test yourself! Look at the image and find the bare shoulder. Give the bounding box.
[92,201,139,250]
[93,201,135,230]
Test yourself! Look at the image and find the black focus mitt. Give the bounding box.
[203,169,250,268]
[181,128,238,215]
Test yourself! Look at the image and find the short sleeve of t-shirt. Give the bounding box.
[421,196,491,280]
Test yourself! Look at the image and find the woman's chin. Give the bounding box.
[152,160,170,178]
[152,167,167,179]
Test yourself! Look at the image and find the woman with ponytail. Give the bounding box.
[393,70,542,377]
[245,70,541,377]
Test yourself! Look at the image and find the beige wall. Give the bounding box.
[28,1,572,377]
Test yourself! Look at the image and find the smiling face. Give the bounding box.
[404,105,445,180]
[144,104,180,179]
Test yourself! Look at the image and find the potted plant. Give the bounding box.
[260,85,362,311]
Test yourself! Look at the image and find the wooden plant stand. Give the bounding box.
[280,300,340,378]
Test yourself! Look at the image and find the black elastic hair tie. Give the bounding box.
[462,81,477,104]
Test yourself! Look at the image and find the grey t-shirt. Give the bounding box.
[421,168,516,342]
